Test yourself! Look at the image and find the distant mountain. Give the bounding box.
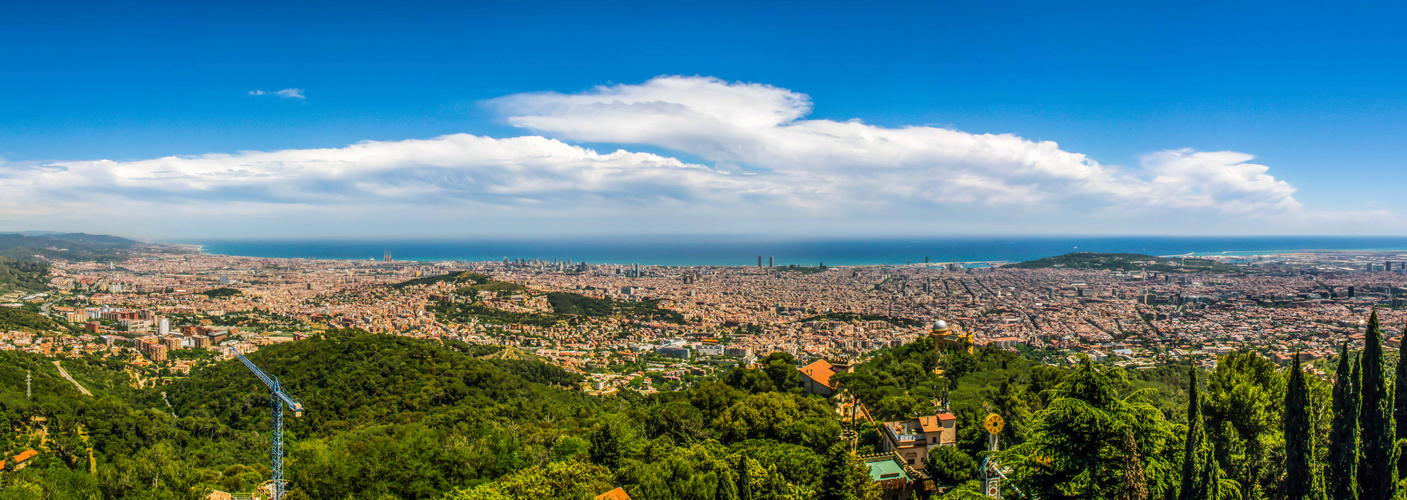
[0,230,67,236]
[0,232,172,261]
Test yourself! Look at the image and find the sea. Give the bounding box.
[190,236,1407,268]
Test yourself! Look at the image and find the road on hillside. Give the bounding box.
[53,361,93,396]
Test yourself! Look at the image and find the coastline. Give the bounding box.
[190,237,1407,267]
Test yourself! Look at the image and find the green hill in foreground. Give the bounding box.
[1005,252,1240,273]
[1,330,876,499]
[2,318,1352,500]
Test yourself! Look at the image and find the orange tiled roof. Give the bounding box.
[918,415,943,434]
[13,449,37,463]
[595,487,632,500]
[799,359,835,388]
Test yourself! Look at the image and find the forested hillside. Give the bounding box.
[0,258,48,292]
[0,331,874,499]
[0,233,146,262]
[1,316,1396,500]
[1007,252,1239,273]
[0,306,73,333]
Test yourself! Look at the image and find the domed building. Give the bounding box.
[930,320,973,355]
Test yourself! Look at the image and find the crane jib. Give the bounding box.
[230,347,305,499]
[233,349,303,411]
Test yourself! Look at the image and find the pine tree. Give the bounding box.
[1329,343,1359,500]
[1005,356,1179,499]
[1357,310,1398,500]
[1396,326,1407,481]
[1284,353,1327,500]
[1178,362,1206,500]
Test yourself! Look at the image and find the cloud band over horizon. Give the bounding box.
[0,76,1391,239]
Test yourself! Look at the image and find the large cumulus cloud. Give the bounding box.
[491,76,1303,215]
[0,75,1387,238]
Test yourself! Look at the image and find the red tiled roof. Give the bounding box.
[799,359,835,388]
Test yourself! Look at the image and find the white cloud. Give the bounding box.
[0,134,793,237]
[1137,149,1300,214]
[1,76,1391,238]
[490,76,1310,218]
[248,88,305,99]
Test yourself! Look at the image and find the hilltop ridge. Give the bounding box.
[1005,251,1241,273]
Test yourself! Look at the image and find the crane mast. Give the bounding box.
[231,348,304,500]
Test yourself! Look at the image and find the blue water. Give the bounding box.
[188,236,1407,267]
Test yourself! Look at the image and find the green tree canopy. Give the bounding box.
[1003,356,1177,499]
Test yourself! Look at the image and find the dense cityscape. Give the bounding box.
[7,244,1407,393]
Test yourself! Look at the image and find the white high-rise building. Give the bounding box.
[158,317,170,336]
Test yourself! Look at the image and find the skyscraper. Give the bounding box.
[758,256,763,267]
[768,256,774,267]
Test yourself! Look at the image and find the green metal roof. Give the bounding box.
[866,457,907,482]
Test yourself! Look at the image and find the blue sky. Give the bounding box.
[1,0,1404,238]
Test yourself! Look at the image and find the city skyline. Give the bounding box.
[3,1,1405,239]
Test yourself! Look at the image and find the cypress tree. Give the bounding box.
[819,444,877,500]
[1200,445,1221,500]
[1329,343,1359,500]
[715,467,739,500]
[1284,353,1327,500]
[1119,432,1149,500]
[1178,363,1206,500]
[1396,326,1407,480]
[1357,310,1398,500]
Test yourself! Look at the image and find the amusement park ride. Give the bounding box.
[980,413,1026,499]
